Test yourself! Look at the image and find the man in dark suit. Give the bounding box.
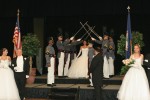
[143,53,150,86]
[89,46,104,100]
[11,49,30,100]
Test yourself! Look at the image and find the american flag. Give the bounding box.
[13,10,22,57]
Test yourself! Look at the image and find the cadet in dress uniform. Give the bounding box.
[108,36,115,76]
[64,33,71,76]
[87,41,95,87]
[45,37,56,87]
[91,33,110,78]
[88,41,95,66]
[64,35,83,76]
[56,34,70,76]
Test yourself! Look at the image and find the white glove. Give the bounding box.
[14,67,19,71]
[77,39,81,41]
[98,36,103,40]
[26,75,29,78]
[70,36,74,40]
[144,59,148,62]
[76,50,81,58]
[90,73,92,77]
[91,37,96,41]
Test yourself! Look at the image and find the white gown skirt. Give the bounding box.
[117,66,150,100]
[0,68,20,100]
[67,55,88,78]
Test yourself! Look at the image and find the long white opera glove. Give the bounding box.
[70,36,74,40]
[76,50,81,58]
[98,36,103,40]
[9,61,11,66]
[144,59,148,62]
[26,75,29,78]
[91,37,96,41]
[77,38,81,41]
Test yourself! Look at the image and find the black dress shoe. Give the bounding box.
[87,85,94,87]
[109,75,114,78]
[52,83,56,86]
[58,76,64,78]
[47,84,53,87]
[103,77,110,79]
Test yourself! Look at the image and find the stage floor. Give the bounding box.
[25,75,122,100]
[34,75,123,85]
[25,84,120,100]
[26,83,120,90]
[35,75,123,80]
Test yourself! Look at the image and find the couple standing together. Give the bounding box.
[0,48,30,100]
[67,34,115,79]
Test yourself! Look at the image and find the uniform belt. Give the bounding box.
[45,53,55,57]
[49,54,55,57]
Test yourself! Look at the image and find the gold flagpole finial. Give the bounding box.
[127,6,130,12]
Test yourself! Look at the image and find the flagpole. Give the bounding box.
[17,9,22,49]
[17,9,20,26]
[127,6,132,55]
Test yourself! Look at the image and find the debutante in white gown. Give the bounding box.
[117,55,150,100]
[0,58,20,100]
[67,48,89,78]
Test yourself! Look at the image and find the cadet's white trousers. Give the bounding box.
[58,52,65,76]
[89,74,93,86]
[47,57,55,84]
[108,57,114,75]
[103,56,109,78]
[64,54,70,76]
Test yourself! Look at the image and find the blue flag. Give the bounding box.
[125,11,132,59]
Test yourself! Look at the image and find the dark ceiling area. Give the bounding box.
[0,0,150,17]
[0,0,150,74]
[0,0,150,53]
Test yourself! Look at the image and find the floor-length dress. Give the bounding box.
[0,59,20,100]
[67,48,89,78]
[117,55,150,100]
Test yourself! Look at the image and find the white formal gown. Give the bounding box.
[0,59,20,100]
[117,55,150,100]
[67,48,89,78]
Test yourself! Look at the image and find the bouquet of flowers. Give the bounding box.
[120,58,135,75]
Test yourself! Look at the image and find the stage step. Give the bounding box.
[25,84,119,100]
[48,86,80,100]
[35,75,122,85]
